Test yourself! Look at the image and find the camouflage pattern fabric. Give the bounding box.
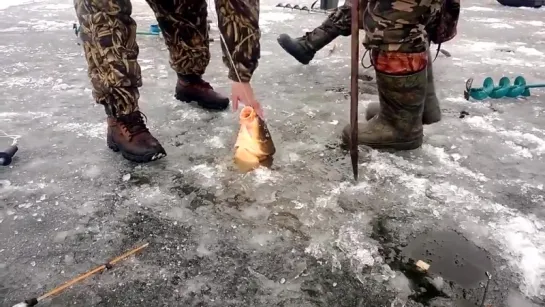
[325,0,368,36]
[145,0,211,77]
[362,0,443,53]
[427,0,460,45]
[74,0,260,117]
[74,0,142,116]
[214,0,260,83]
[322,0,448,52]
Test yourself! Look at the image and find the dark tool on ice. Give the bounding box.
[349,0,359,181]
[319,0,339,10]
[72,23,78,36]
[0,144,18,166]
[12,243,149,307]
[496,0,544,9]
[439,48,451,57]
[72,23,81,45]
[464,76,545,101]
[275,1,334,14]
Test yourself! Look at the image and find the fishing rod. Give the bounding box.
[349,0,359,181]
[12,243,149,307]
[479,271,492,307]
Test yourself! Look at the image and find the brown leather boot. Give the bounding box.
[107,111,166,163]
[175,74,229,110]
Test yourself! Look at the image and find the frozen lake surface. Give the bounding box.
[1,0,544,306]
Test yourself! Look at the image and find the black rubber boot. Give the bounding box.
[342,68,427,151]
[277,20,340,65]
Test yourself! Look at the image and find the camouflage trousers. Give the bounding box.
[326,0,442,53]
[363,0,443,53]
[74,0,211,117]
[325,0,364,36]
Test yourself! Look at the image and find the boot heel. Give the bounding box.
[107,136,120,152]
[175,92,192,103]
[396,136,423,151]
[366,137,424,151]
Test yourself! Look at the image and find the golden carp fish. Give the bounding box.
[233,106,276,172]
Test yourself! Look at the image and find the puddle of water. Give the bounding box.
[402,230,493,289]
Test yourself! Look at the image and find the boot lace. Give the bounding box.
[117,111,149,141]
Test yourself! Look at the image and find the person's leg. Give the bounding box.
[74,0,166,162]
[146,0,229,110]
[364,47,442,125]
[342,0,442,150]
[276,0,355,65]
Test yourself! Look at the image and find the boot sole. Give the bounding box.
[365,114,439,125]
[277,37,313,65]
[362,136,423,151]
[422,118,440,125]
[340,134,423,151]
[175,92,229,111]
[107,139,167,163]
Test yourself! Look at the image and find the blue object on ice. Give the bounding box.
[464,76,545,101]
[72,23,161,37]
[149,24,160,34]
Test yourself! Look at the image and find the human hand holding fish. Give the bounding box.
[218,29,272,172]
[233,106,275,173]
[231,81,264,118]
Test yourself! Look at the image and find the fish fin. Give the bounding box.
[256,116,276,155]
[234,148,261,172]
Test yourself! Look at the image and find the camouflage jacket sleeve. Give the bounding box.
[215,0,260,83]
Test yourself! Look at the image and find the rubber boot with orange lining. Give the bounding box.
[342,50,428,150]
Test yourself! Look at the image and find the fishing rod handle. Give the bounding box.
[11,297,38,307]
[0,145,18,166]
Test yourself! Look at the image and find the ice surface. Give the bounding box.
[507,290,542,307]
[1,0,545,306]
[0,0,45,10]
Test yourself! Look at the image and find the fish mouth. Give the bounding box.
[240,106,255,120]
